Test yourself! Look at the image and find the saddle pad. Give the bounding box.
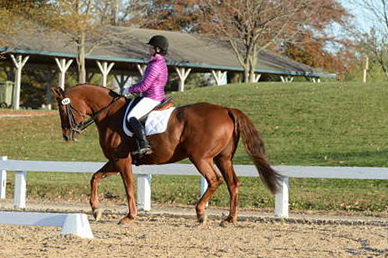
[123,104,175,137]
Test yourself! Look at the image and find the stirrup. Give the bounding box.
[132,147,153,156]
[132,140,153,156]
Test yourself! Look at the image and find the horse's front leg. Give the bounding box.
[114,157,137,225]
[90,160,118,221]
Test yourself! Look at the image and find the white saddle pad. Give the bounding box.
[123,104,175,137]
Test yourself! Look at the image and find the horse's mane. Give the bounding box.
[73,83,105,88]
[67,83,121,98]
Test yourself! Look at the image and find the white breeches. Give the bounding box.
[127,97,161,120]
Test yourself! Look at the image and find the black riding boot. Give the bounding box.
[128,117,152,155]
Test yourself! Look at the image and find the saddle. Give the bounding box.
[125,97,175,166]
[154,97,175,111]
[139,97,175,122]
[124,96,175,131]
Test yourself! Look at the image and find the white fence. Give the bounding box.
[1,156,388,217]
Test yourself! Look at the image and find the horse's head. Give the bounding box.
[52,86,88,142]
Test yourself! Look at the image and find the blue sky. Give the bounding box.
[339,0,375,32]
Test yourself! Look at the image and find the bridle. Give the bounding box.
[60,95,122,134]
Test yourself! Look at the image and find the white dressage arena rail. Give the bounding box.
[1,156,388,218]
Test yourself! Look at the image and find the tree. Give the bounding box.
[350,0,388,80]
[44,0,149,83]
[0,0,96,82]
[0,0,51,48]
[279,1,354,80]
[0,1,17,47]
[43,0,110,83]
[141,0,352,82]
[199,0,354,82]
[137,0,203,32]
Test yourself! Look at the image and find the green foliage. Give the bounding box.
[0,82,387,214]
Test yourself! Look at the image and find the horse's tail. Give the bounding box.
[227,108,281,194]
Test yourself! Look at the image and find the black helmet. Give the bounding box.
[147,35,169,54]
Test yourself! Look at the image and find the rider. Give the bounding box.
[122,35,169,156]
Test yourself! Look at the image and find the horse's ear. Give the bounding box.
[52,86,65,100]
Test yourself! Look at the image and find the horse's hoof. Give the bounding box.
[220,217,237,227]
[197,213,208,224]
[117,217,135,225]
[93,208,103,221]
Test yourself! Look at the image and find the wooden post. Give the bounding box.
[97,61,115,87]
[136,64,147,76]
[87,72,95,82]
[211,70,227,85]
[274,176,289,217]
[14,171,27,208]
[43,69,55,110]
[137,174,152,211]
[10,54,29,110]
[253,73,262,82]
[363,56,369,83]
[200,176,209,207]
[200,176,208,197]
[0,156,7,199]
[114,74,130,89]
[55,58,73,90]
[280,76,293,83]
[176,67,191,92]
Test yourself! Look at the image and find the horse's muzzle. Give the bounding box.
[63,130,77,142]
[63,134,71,141]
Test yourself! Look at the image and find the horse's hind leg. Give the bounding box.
[214,155,240,224]
[90,160,118,221]
[191,158,223,224]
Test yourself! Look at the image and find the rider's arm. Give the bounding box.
[127,61,159,94]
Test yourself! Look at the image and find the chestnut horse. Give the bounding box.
[52,84,281,225]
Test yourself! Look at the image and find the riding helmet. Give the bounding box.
[147,35,169,54]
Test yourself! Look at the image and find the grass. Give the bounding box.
[0,82,387,215]
[172,82,388,167]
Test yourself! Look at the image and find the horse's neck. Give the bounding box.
[74,86,126,128]
[82,88,115,114]
[93,96,126,127]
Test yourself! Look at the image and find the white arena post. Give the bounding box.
[14,171,27,208]
[200,176,208,197]
[0,156,7,199]
[137,174,152,211]
[200,176,209,207]
[0,211,94,238]
[274,176,289,217]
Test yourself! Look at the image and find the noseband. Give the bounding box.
[61,95,121,134]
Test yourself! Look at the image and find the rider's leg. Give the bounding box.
[129,117,152,155]
[127,97,160,155]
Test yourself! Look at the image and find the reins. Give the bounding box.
[63,95,122,134]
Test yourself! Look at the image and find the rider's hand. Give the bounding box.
[120,86,128,96]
